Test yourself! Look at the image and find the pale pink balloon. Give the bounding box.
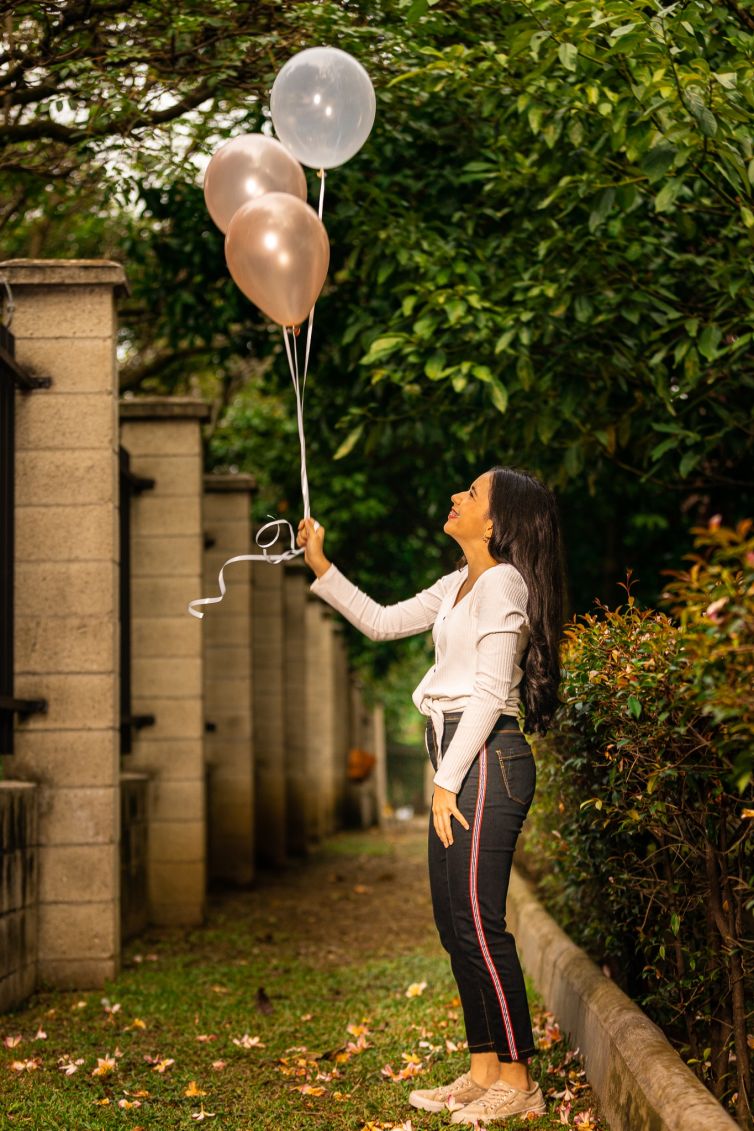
[225,193,330,327]
[203,134,307,233]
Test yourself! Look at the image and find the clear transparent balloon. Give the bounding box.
[271,46,376,170]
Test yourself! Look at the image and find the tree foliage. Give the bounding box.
[2,0,753,638]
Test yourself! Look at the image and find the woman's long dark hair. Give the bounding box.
[463,465,566,735]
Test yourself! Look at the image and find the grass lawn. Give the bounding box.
[2,823,606,1130]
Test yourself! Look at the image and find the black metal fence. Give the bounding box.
[0,324,49,756]
[118,445,156,755]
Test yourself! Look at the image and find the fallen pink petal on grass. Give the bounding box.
[58,1056,85,1075]
[232,1033,265,1049]
[191,1105,216,1122]
[3,1035,22,1048]
[10,1057,42,1072]
[91,1055,116,1077]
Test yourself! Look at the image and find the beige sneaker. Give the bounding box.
[408,1070,489,1113]
[450,1078,546,1123]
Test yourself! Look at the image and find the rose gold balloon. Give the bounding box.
[225,193,330,327]
[203,134,307,234]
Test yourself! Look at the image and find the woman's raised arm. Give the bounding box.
[297,515,458,641]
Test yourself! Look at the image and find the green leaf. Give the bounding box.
[516,354,534,389]
[610,22,636,38]
[424,351,446,380]
[670,912,680,936]
[495,329,516,354]
[489,378,509,414]
[689,99,718,137]
[641,144,676,184]
[406,0,429,23]
[360,335,406,365]
[697,325,722,361]
[557,42,578,72]
[333,423,364,460]
[445,298,466,325]
[679,450,701,477]
[627,695,642,719]
[589,188,615,232]
[654,178,684,213]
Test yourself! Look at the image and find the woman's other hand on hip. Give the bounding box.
[432,786,470,848]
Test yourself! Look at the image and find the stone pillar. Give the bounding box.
[251,540,286,866]
[346,680,378,829]
[119,397,208,925]
[306,602,336,841]
[1,259,125,988]
[373,703,388,826]
[203,474,255,886]
[331,627,351,830]
[283,560,312,854]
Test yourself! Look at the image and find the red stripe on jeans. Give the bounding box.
[469,743,518,1058]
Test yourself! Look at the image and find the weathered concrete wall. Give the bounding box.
[203,475,255,885]
[251,545,286,866]
[0,783,38,1011]
[1,259,124,988]
[120,397,208,925]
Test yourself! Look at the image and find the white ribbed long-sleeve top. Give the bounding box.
[309,561,531,793]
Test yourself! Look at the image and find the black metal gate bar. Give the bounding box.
[119,446,156,754]
[0,324,49,756]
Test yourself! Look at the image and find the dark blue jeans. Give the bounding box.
[426,711,538,1062]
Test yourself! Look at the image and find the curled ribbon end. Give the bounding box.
[188,604,205,620]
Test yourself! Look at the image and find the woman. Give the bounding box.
[297,465,564,1125]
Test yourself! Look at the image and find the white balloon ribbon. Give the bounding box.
[187,172,327,621]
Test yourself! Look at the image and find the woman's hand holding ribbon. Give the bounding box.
[297,517,331,579]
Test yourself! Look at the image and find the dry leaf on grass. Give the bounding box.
[185,1081,208,1097]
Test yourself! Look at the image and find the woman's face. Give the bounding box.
[444,472,493,546]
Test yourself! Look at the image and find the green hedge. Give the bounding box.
[525,517,754,1127]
